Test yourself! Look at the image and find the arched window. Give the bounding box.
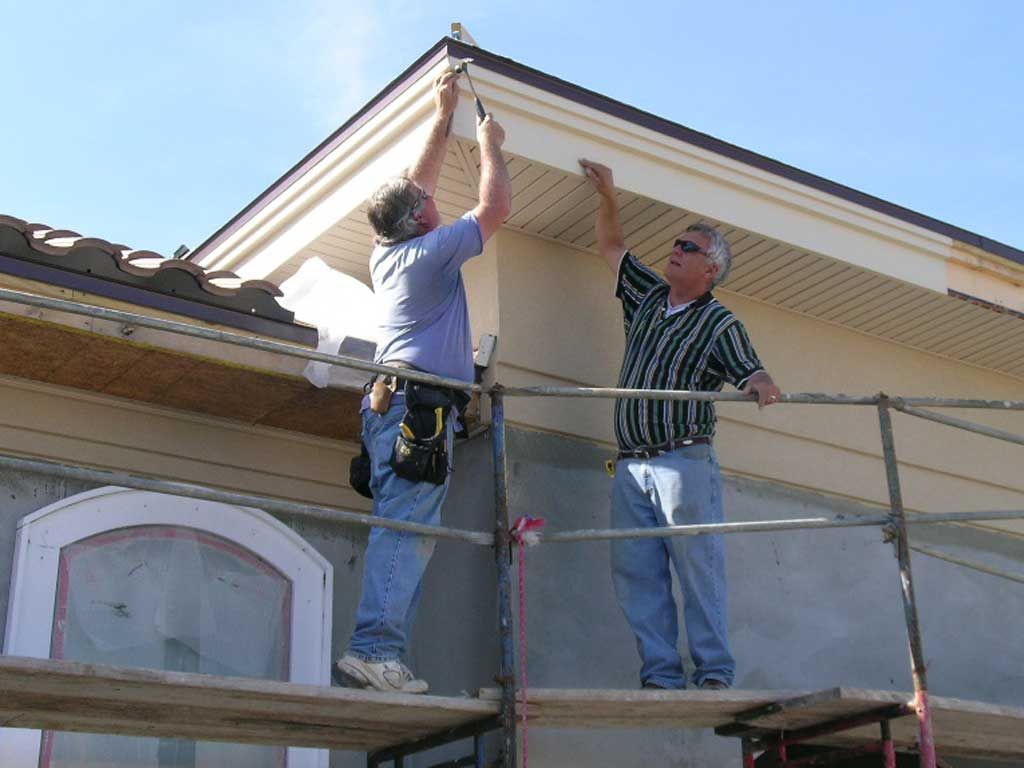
[3,487,332,768]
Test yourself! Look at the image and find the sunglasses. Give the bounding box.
[673,239,708,256]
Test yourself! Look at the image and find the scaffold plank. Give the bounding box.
[0,656,497,752]
[742,687,1024,761]
[480,687,1024,760]
[478,687,803,727]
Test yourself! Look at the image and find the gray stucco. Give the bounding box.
[2,427,1022,767]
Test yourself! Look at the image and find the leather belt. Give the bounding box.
[617,436,711,460]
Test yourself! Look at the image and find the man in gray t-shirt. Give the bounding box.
[335,70,511,694]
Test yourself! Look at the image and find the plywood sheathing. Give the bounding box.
[0,312,362,441]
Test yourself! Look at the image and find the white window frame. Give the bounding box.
[2,486,333,768]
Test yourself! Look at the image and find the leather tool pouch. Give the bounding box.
[369,375,399,414]
[390,382,454,485]
[349,440,374,499]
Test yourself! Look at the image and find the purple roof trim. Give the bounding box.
[189,41,451,262]
[0,254,317,346]
[194,37,1024,269]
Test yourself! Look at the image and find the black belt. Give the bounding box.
[617,436,711,460]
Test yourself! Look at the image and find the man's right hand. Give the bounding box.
[477,114,506,148]
[579,159,616,199]
[434,70,460,119]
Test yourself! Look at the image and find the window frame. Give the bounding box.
[2,486,333,768]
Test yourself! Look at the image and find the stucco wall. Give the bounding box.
[0,375,367,512]
[500,427,1024,767]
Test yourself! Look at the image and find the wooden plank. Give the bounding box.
[0,656,497,752]
[478,687,803,728]
[743,688,1024,761]
[4,659,1023,759]
[476,687,1024,760]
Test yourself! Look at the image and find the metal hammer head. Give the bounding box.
[451,57,474,74]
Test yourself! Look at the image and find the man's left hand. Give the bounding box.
[743,372,782,409]
[434,70,460,118]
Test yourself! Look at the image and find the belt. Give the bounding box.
[371,361,419,391]
[617,436,711,460]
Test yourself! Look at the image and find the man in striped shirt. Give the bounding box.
[580,159,781,690]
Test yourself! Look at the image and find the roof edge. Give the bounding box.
[189,38,452,263]
[443,40,1023,268]
[193,36,1024,269]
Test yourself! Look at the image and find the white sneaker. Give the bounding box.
[335,653,429,694]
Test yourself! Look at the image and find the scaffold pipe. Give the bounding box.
[892,401,1024,447]
[0,453,494,546]
[0,287,480,393]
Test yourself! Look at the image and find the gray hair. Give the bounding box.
[687,223,732,288]
[367,177,422,245]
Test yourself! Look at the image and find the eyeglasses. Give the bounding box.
[673,239,707,256]
[412,187,431,211]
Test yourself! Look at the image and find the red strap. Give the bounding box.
[510,516,545,768]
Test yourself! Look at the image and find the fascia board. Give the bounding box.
[232,115,441,279]
[200,55,451,274]
[449,65,951,294]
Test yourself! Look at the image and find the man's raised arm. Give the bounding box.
[579,159,626,273]
[406,71,460,196]
[472,115,511,242]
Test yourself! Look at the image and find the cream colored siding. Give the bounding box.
[0,376,368,513]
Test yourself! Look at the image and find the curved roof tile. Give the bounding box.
[0,215,314,345]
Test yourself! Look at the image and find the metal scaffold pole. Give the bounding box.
[490,388,518,768]
[877,395,936,768]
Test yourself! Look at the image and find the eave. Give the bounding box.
[191,37,1024,381]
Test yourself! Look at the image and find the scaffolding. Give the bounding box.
[1,285,1024,768]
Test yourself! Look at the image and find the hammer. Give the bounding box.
[451,58,487,122]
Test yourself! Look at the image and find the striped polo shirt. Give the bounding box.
[615,251,764,451]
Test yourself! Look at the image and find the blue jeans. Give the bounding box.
[348,401,453,662]
[610,443,734,688]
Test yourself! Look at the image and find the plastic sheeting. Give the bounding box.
[45,525,290,768]
[278,256,378,389]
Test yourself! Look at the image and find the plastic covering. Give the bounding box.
[279,256,378,389]
[44,525,291,768]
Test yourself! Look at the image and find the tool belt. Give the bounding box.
[390,381,469,485]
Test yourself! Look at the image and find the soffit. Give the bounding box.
[293,146,1023,381]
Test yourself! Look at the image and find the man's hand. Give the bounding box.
[579,158,625,272]
[743,371,782,409]
[434,70,460,120]
[579,159,616,200]
[477,113,505,148]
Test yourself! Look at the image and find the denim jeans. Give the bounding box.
[348,401,453,662]
[610,443,734,688]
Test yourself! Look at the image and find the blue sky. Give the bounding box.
[2,1,1022,256]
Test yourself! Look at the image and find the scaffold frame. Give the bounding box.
[1,286,1023,768]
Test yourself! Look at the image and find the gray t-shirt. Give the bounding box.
[371,212,483,383]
